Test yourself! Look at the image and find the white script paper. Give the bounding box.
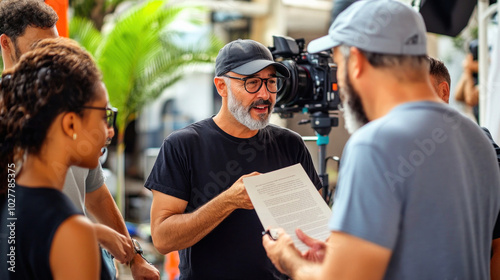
[243,164,332,251]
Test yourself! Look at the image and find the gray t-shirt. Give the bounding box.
[330,101,500,279]
[62,164,104,213]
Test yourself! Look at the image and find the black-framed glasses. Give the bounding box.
[222,75,286,94]
[81,106,118,128]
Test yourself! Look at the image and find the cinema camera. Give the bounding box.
[269,36,340,118]
[269,36,341,203]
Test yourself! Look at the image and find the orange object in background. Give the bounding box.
[44,0,68,37]
[164,251,180,280]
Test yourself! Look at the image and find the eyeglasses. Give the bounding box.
[81,106,118,128]
[222,75,286,94]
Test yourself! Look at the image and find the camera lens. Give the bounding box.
[275,60,313,107]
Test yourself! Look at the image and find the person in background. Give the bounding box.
[263,1,500,279]
[427,56,451,103]
[428,56,499,166]
[0,1,159,279]
[0,37,108,280]
[454,39,480,122]
[428,55,500,280]
[146,38,322,279]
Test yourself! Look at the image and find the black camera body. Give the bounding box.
[269,35,340,118]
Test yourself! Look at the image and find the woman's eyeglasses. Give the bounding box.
[81,106,118,128]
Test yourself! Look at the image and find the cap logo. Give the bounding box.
[405,34,419,45]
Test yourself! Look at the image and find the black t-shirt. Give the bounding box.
[482,127,500,240]
[146,118,321,280]
[0,185,82,280]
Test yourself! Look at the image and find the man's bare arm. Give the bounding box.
[86,184,135,263]
[86,183,129,236]
[150,173,256,254]
[86,184,160,280]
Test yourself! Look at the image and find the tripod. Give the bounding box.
[307,111,339,204]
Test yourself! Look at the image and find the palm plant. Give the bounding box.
[70,0,127,30]
[70,0,222,213]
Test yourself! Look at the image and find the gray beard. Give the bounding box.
[227,87,271,130]
[339,70,369,134]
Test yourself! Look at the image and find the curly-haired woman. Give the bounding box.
[0,37,116,279]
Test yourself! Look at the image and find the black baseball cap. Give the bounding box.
[215,39,290,77]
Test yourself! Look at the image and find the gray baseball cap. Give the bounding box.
[215,39,290,77]
[307,0,427,55]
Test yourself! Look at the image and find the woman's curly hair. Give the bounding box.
[0,37,101,194]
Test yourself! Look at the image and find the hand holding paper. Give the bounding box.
[243,164,332,251]
[296,228,326,263]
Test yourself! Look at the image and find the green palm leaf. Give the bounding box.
[69,17,102,55]
[70,0,223,213]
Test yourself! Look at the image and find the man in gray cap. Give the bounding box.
[146,39,322,279]
[263,1,500,279]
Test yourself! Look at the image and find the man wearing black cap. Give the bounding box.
[263,0,500,279]
[145,39,322,279]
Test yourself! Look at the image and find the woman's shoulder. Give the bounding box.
[50,215,100,280]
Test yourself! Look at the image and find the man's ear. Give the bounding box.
[61,112,81,140]
[438,81,450,103]
[0,34,12,51]
[214,77,228,97]
[1,34,15,70]
[1,34,9,50]
[349,47,365,78]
